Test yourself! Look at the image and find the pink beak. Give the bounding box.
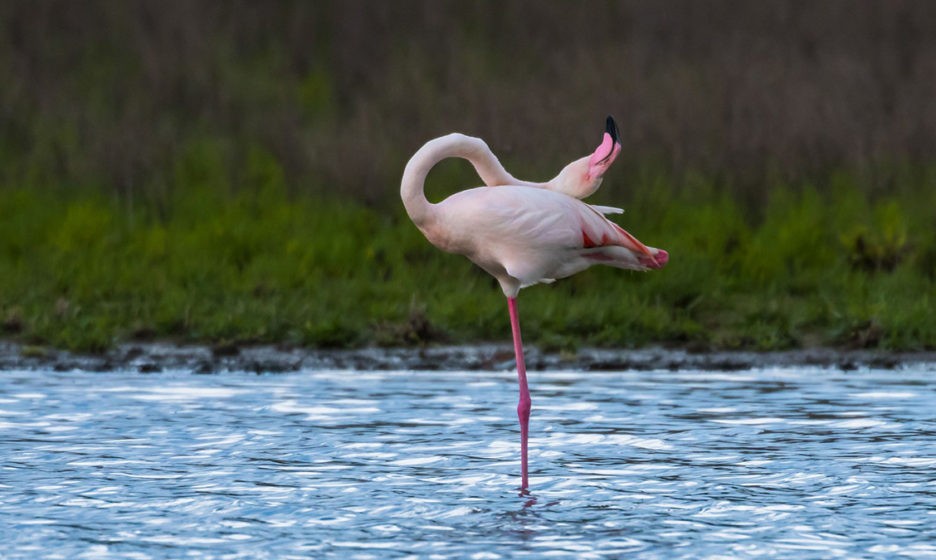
[588,116,623,177]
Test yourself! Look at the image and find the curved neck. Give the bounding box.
[401,133,540,226]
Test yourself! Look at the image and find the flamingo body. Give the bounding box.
[428,185,665,298]
[400,117,668,491]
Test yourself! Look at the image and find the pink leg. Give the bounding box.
[508,297,531,491]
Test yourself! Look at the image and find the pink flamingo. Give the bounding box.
[400,117,668,490]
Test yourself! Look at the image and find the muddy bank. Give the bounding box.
[2,342,935,374]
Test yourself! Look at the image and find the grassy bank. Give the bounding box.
[2,4,934,356]
[1,170,934,353]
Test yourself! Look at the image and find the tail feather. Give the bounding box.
[581,205,655,259]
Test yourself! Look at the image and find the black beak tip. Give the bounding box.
[605,115,620,144]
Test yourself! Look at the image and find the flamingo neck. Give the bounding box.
[400,133,541,226]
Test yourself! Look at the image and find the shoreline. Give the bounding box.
[2,342,935,374]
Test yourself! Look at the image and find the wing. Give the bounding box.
[437,186,658,286]
[590,205,624,215]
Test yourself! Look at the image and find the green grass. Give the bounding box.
[1,172,934,353]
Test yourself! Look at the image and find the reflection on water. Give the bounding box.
[1,365,934,558]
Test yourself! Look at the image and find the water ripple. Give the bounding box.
[0,366,934,558]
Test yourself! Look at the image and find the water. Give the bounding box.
[1,365,935,559]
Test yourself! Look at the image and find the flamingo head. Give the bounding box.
[588,115,623,178]
[550,116,623,199]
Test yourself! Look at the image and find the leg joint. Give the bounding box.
[517,395,532,421]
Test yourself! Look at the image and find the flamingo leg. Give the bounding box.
[508,297,531,491]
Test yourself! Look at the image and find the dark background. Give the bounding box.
[3,1,935,205]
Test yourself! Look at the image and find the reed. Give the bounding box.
[2,1,935,205]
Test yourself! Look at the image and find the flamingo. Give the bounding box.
[400,116,668,491]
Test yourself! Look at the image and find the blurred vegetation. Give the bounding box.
[0,1,934,352]
[1,175,933,352]
[3,1,936,201]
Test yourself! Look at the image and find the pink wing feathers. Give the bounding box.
[580,205,654,257]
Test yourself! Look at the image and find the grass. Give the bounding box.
[1,167,934,354]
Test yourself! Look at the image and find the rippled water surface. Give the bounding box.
[2,364,935,558]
